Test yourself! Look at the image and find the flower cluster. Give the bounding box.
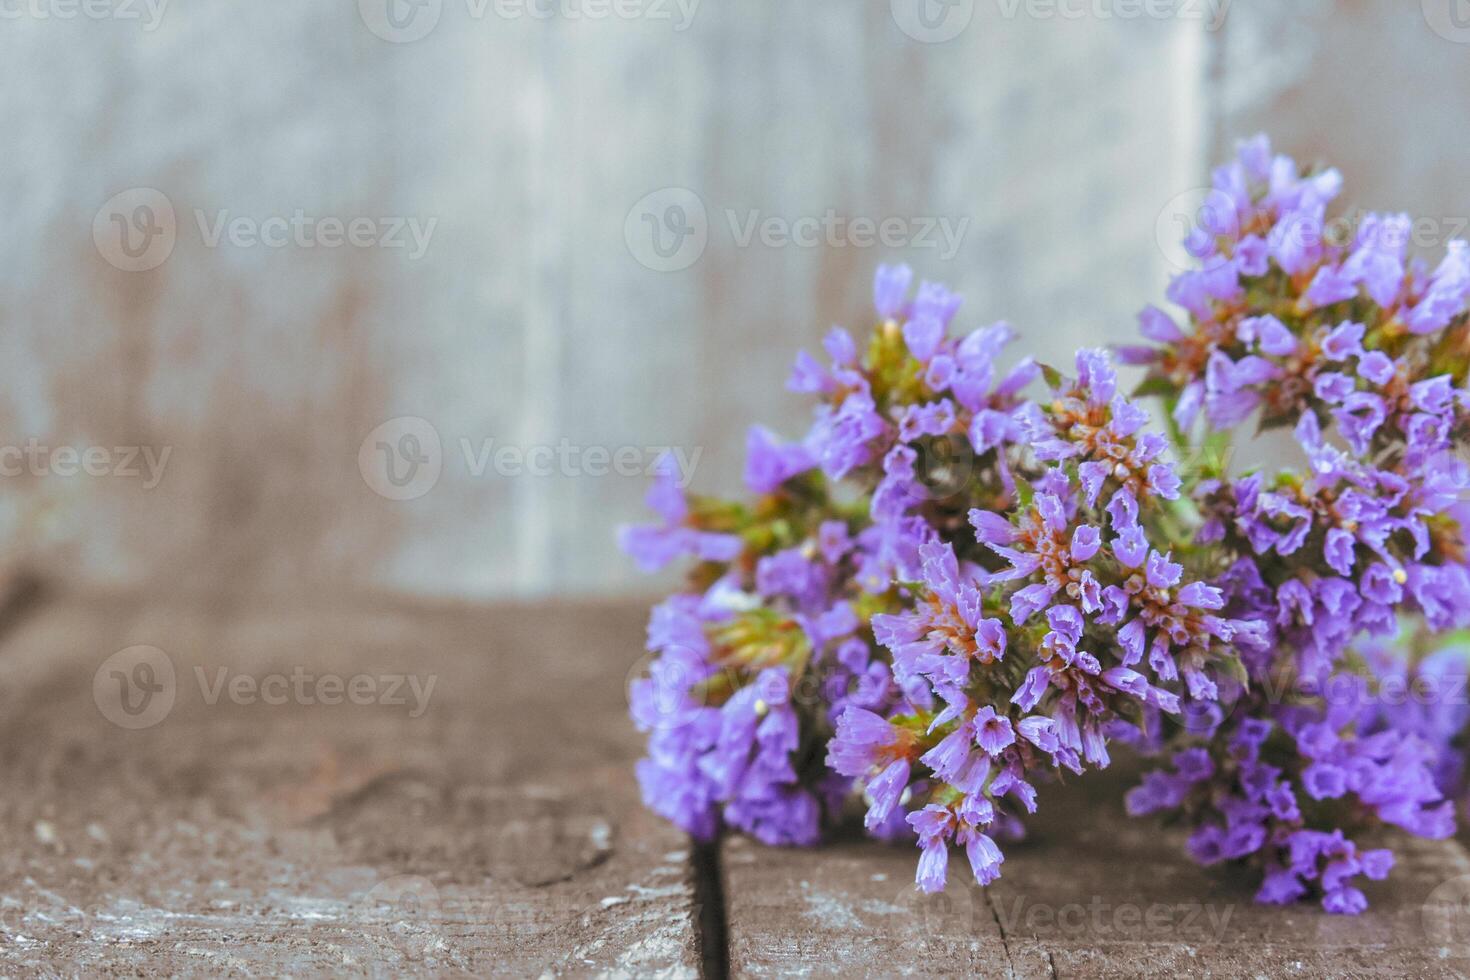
[1123,134,1470,911]
[1127,629,1469,914]
[623,135,1470,913]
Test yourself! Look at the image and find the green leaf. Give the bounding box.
[1012,474,1036,509]
[1218,654,1250,687]
[1131,375,1178,399]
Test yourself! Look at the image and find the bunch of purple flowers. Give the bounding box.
[622,135,1470,912]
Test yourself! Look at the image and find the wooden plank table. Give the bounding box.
[0,595,703,977]
[724,767,1470,977]
[2,595,1468,977]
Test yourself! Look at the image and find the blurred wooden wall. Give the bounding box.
[0,1,1463,600]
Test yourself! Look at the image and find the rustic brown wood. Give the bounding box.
[0,6,1206,602]
[8,596,1469,976]
[722,829,1045,978]
[723,763,1470,977]
[0,596,700,976]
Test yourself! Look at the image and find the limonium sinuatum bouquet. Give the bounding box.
[621,135,1470,913]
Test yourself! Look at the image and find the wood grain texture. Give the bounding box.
[0,4,1204,601]
[1213,0,1470,219]
[0,596,699,976]
[1,7,1467,604]
[723,767,1470,978]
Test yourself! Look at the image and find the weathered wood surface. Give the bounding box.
[0,596,700,977]
[5,595,1469,977]
[724,764,1470,978]
[0,4,1203,601]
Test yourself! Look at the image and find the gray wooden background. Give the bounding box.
[1,0,1465,600]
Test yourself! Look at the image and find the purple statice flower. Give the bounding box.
[618,454,742,573]
[744,425,815,494]
[1022,349,1180,507]
[1123,136,1339,393]
[807,387,889,481]
[710,667,822,846]
[789,319,892,481]
[853,513,936,596]
[908,797,1004,890]
[1129,135,1470,443]
[625,145,1470,917]
[851,358,1254,893]
[793,266,1039,493]
[873,264,914,321]
[1351,632,1470,806]
[1194,411,1470,678]
[755,547,832,615]
[1341,213,1410,308]
[1405,240,1470,334]
[1203,350,1284,429]
[1134,660,1453,914]
[828,707,917,832]
[633,591,824,847]
[872,540,999,695]
[820,634,901,728]
[788,325,860,397]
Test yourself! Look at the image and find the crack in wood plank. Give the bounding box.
[692,839,730,980]
[985,885,1019,980]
